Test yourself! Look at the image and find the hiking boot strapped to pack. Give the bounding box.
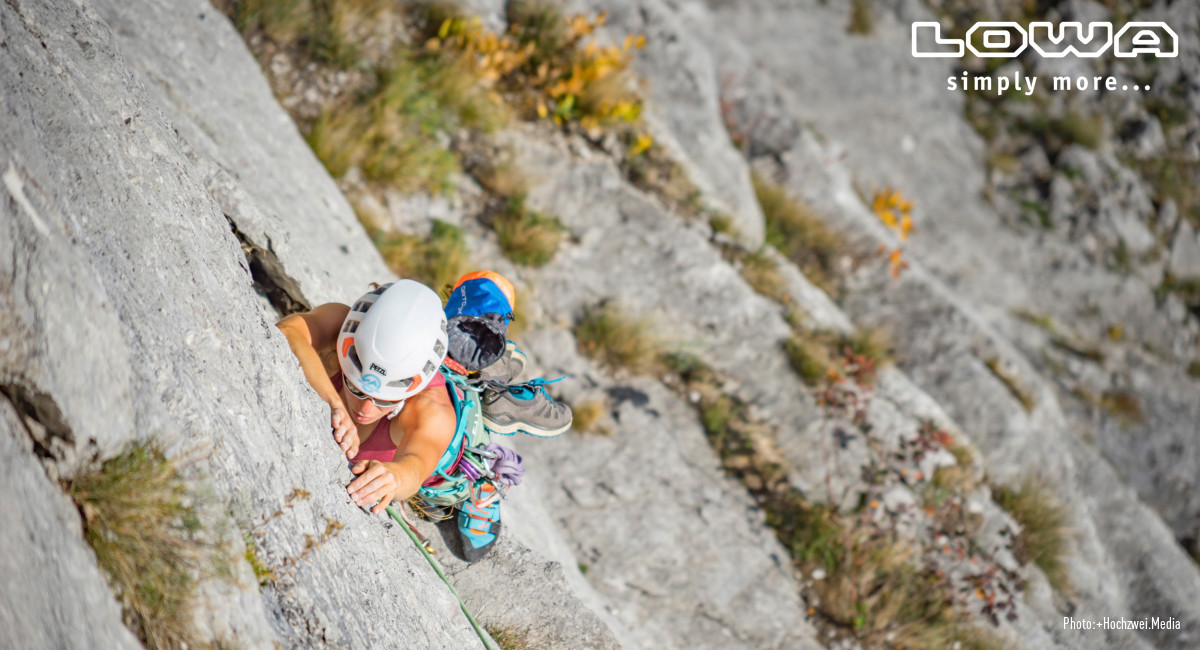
[415,270,573,561]
[482,377,573,438]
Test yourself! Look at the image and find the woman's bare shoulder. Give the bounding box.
[400,389,455,432]
[390,389,456,457]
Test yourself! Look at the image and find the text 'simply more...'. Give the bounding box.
[947,71,1154,97]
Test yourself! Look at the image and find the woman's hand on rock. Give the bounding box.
[348,460,400,514]
[330,402,359,459]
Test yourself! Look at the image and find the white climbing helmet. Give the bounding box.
[337,280,448,405]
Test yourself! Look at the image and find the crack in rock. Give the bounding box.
[226,216,310,316]
[0,382,74,476]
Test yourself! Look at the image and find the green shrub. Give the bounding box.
[231,0,394,67]
[243,536,273,586]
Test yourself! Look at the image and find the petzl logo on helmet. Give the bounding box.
[369,363,388,376]
[911,21,1178,59]
[361,374,382,393]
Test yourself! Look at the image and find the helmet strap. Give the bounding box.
[386,400,408,419]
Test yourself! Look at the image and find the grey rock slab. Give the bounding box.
[764,246,855,334]
[711,0,1200,580]
[518,328,821,650]
[429,522,624,650]
[403,429,628,650]
[571,0,767,246]
[0,0,485,646]
[421,149,826,644]
[1,0,146,476]
[839,265,1200,649]
[506,126,816,438]
[0,402,143,650]
[1168,221,1200,283]
[94,0,394,306]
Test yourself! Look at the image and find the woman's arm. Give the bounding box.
[275,303,359,456]
[347,391,456,514]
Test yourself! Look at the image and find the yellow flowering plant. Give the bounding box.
[424,3,646,129]
[871,187,915,278]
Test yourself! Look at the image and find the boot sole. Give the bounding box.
[483,416,572,438]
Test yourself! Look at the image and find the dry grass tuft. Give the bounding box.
[624,138,703,217]
[474,158,530,199]
[493,195,565,267]
[232,0,395,67]
[785,331,839,386]
[753,174,844,296]
[709,213,736,235]
[570,399,609,435]
[785,327,890,386]
[1099,389,1144,428]
[67,441,208,649]
[844,327,893,366]
[767,495,1001,648]
[486,624,532,650]
[306,47,505,192]
[1053,111,1104,151]
[368,219,469,295]
[847,0,874,35]
[992,477,1072,593]
[575,303,662,375]
[1132,158,1200,232]
[984,357,1036,412]
[740,249,788,302]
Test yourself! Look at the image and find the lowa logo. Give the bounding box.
[369,363,388,376]
[912,21,1178,59]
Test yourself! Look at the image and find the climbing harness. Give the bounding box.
[416,368,519,509]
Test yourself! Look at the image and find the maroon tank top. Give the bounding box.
[331,371,447,464]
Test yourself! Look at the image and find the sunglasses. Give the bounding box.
[345,380,403,408]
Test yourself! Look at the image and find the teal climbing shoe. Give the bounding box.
[457,485,502,562]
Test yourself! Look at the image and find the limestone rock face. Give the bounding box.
[6,0,1200,648]
[0,403,143,650]
[577,0,768,246]
[1169,222,1200,283]
[705,0,1200,647]
[0,1,481,647]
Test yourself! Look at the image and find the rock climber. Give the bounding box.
[275,276,571,560]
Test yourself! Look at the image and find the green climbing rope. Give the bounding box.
[385,505,496,650]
